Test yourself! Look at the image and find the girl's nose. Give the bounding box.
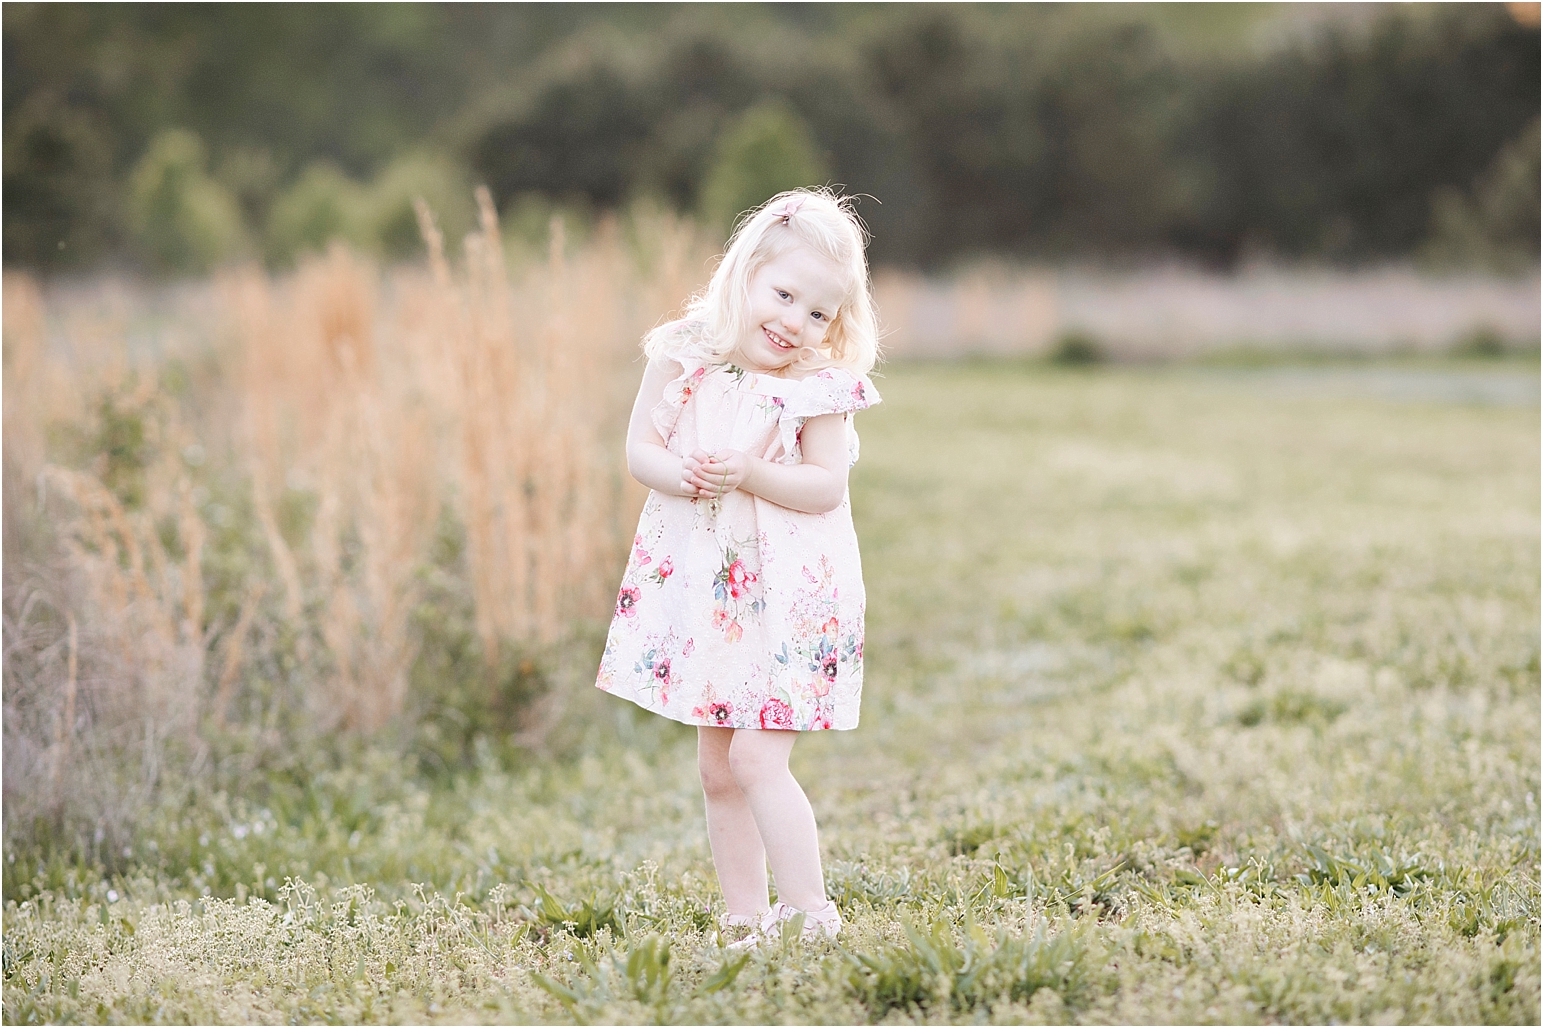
[780,310,803,335]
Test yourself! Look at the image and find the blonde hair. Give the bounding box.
[645,187,880,376]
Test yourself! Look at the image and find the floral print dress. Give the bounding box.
[596,328,880,731]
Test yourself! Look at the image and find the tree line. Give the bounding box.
[4,2,1537,274]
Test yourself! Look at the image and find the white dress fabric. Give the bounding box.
[596,323,880,731]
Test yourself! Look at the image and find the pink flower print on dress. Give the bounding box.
[818,620,841,682]
[632,637,678,705]
[682,637,695,657]
[712,609,745,643]
[616,586,641,618]
[680,366,707,399]
[852,381,867,405]
[725,559,755,599]
[759,697,795,730]
[632,535,652,566]
[711,544,763,640]
[693,699,734,725]
[649,556,674,586]
[820,652,839,683]
[655,658,673,705]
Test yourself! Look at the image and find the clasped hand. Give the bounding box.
[682,449,750,499]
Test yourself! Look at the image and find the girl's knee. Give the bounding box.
[698,739,739,800]
[727,733,790,790]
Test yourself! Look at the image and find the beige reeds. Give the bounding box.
[176,478,205,643]
[39,465,207,736]
[230,244,440,730]
[230,268,307,629]
[9,196,714,758]
[213,582,266,727]
[401,189,679,663]
[58,613,78,773]
[2,273,48,489]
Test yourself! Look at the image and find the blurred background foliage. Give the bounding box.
[4,1,1538,275]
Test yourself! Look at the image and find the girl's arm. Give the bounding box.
[625,358,701,498]
[686,413,850,514]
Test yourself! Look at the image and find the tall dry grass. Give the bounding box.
[4,272,217,850]
[2,197,710,853]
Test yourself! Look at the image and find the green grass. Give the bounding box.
[4,361,1538,1024]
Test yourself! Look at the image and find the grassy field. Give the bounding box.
[4,359,1539,1024]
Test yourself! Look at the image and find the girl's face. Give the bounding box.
[731,243,846,374]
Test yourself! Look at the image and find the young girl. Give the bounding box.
[595,188,880,945]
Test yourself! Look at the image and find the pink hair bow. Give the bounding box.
[776,198,804,225]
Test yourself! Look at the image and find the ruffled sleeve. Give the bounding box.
[648,322,712,442]
[775,368,882,466]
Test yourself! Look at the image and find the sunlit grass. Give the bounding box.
[4,361,1538,1024]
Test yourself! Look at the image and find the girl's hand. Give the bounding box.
[680,453,737,497]
[687,448,750,499]
[680,454,708,497]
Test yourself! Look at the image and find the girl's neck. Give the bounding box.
[724,346,814,380]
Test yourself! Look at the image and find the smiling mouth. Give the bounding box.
[763,327,795,350]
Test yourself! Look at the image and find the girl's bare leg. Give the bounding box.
[697,726,770,917]
[726,728,829,911]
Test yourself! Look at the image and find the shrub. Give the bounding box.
[1423,119,1542,273]
[1050,329,1105,365]
[1450,325,1510,359]
[361,152,476,261]
[126,129,247,274]
[2,92,119,269]
[697,102,830,234]
[265,162,369,266]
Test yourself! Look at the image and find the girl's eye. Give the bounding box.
[811,311,825,321]
[777,290,791,300]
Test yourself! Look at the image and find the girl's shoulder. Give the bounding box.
[649,318,714,368]
[647,321,720,440]
[782,365,881,418]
